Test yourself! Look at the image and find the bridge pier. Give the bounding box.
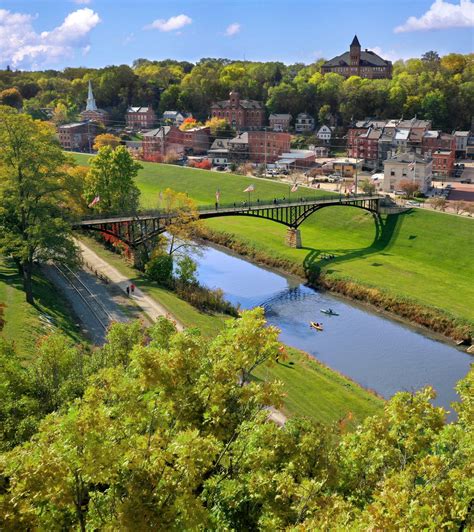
[286,228,302,248]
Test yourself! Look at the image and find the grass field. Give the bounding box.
[0,258,83,357]
[73,154,474,324]
[80,236,383,425]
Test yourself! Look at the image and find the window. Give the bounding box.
[390,170,395,176]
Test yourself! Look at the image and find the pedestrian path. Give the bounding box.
[75,239,184,330]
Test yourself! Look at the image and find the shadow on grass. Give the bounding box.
[302,210,411,279]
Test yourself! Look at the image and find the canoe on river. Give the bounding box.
[310,321,323,331]
[320,309,339,316]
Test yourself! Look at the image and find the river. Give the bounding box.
[191,243,472,412]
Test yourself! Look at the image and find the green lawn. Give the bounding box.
[73,154,474,324]
[0,258,83,358]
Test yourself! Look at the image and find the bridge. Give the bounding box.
[74,194,383,249]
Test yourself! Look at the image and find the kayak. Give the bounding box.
[320,309,339,316]
[310,322,323,331]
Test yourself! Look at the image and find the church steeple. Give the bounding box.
[86,80,97,112]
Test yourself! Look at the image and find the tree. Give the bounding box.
[399,179,419,198]
[93,133,121,151]
[176,255,198,285]
[205,117,234,138]
[144,250,174,287]
[360,179,376,195]
[318,103,331,124]
[428,197,447,211]
[450,200,466,215]
[84,145,142,214]
[179,117,202,130]
[0,106,78,303]
[0,88,23,109]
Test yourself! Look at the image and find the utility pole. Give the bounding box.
[264,126,267,175]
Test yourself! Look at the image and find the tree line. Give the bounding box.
[0,51,472,131]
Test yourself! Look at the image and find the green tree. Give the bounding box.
[0,106,77,303]
[84,145,142,214]
[0,87,23,109]
[176,255,198,285]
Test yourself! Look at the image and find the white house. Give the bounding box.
[316,125,332,143]
[162,110,187,126]
[295,113,315,133]
[383,152,432,194]
[454,131,470,156]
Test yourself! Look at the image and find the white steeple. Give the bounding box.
[86,80,97,112]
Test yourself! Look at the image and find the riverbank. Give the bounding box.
[78,236,383,425]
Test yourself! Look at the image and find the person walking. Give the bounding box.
[130,283,135,294]
[126,286,130,296]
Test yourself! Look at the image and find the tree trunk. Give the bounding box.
[22,260,34,304]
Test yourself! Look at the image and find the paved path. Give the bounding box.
[76,239,184,330]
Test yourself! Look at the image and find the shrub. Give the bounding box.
[145,253,173,287]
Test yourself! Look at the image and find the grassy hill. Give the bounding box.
[73,154,474,325]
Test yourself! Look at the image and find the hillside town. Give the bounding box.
[57,65,473,205]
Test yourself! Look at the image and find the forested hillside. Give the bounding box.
[0,51,472,130]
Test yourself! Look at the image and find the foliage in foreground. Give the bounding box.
[0,309,472,530]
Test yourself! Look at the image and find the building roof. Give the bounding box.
[323,49,390,68]
[229,132,249,144]
[384,152,431,164]
[432,149,452,155]
[211,98,263,110]
[163,110,184,118]
[398,118,431,129]
[296,113,314,120]
[269,113,292,120]
[142,126,172,139]
[210,138,230,150]
[280,150,315,159]
[394,129,410,141]
[423,130,441,139]
[351,35,361,47]
[127,106,153,114]
[58,121,89,129]
[454,131,470,137]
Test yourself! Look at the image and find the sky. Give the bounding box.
[0,0,473,70]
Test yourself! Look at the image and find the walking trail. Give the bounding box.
[76,239,184,331]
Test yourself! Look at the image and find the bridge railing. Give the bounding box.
[77,193,381,222]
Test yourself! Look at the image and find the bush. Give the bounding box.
[145,253,173,287]
[175,281,238,316]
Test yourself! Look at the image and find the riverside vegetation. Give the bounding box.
[74,154,474,342]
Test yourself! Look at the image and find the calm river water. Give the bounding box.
[192,243,472,412]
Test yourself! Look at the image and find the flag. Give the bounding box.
[88,196,100,208]
[215,189,221,202]
[291,183,299,193]
[408,162,416,171]
[243,185,255,193]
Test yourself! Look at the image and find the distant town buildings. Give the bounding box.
[316,125,332,143]
[247,131,291,163]
[269,113,292,132]
[142,126,184,159]
[322,35,392,79]
[79,81,109,123]
[210,91,265,131]
[383,153,432,194]
[162,111,187,126]
[454,131,469,157]
[57,122,98,151]
[126,106,157,129]
[294,113,315,133]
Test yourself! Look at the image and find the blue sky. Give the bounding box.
[1,0,473,70]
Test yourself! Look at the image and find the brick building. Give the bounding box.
[142,126,184,159]
[422,131,455,175]
[269,113,292,132]
[126,106,157,129]
[57,122,98,151]
[210,91,265,131]
[247,131,291,163]
[322,35,392,79]
[181,126,210,154]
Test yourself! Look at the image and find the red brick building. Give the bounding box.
[142,126,184,159]
[210,91,265,131]
[181,126,210,154]
[126,106,157,129]
[57,122,98,151]
[247,131,291,163]
[422,131,455,176]
[321,35,392,79]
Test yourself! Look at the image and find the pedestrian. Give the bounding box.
[130,283,135,294]
[215,201,218,210]
[126,286,130,296]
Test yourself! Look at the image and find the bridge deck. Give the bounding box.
[76,194,381,226]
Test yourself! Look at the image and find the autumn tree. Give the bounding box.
[399,179,419,198]
[205,117,234,138]
[179,117,203,130]
[84,145,142,214]
[360,179,376,195]
[93,133,121,151]
[0,87,23,109]
[0,106,77,303]
[428,197,447,211]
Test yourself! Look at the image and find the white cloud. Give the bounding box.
[370,46,405,62]
[0,8,100,68]
[74,0,92,4]
[145,14,192,32]
[394,0,474,33]
[225,22,241,36]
